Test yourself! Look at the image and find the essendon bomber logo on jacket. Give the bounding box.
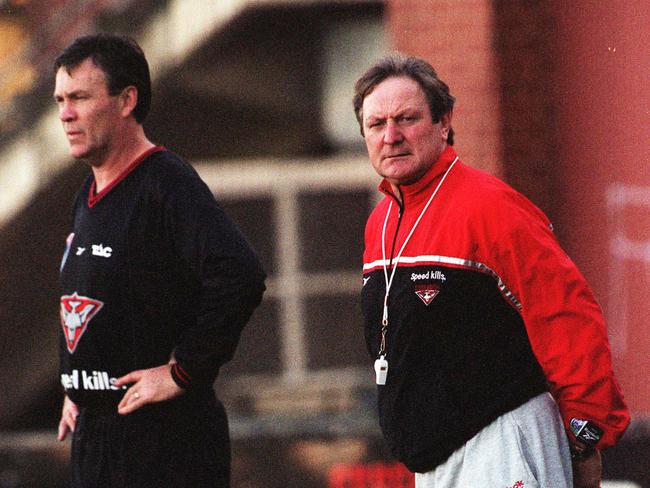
[60,292,103,353]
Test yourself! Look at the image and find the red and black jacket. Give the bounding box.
[361,146,630,472]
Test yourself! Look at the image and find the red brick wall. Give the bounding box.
[387,0,561,218]
[491,2,560,220]
[387,0,503,178]
[545,0,650,416]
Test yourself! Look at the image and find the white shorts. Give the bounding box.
[415,393,573,488]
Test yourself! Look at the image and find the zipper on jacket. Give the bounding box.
[387,189,405,275]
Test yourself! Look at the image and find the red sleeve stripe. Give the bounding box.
[171,363,192,388]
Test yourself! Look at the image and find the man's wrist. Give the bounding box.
[570,443,597,462]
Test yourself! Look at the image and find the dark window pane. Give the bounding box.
[305,294,368,369]
[218,197,276,274]
[298,190,370,272]
[221,298,281,375]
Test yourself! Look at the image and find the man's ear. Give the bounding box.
[119,86,138,119]
[440,110,452,138]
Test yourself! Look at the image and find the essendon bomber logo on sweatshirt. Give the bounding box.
[414,283,441,305]
[60,293,103,353]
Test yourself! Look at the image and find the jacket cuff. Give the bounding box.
[170,363,192,390]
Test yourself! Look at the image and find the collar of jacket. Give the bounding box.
[378,145,459,206]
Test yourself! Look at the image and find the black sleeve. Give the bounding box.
[159,161,266,389]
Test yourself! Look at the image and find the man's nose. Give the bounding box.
[59,101,75,122]
[383,120,403,144]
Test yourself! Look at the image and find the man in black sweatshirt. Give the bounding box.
[54,34,265,487]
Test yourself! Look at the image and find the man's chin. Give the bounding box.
[70,152,101,169]
[68,147,98,165]
[381,164,414,182]
[68,145,88,160]
[384,169,428,187]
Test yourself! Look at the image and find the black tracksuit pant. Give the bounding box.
[70,392,230,487]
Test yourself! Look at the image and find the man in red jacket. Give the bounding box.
[356,54,629,488]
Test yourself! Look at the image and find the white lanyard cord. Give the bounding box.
[379,157,458,356]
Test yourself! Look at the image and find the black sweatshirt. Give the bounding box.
[59,147,266,408]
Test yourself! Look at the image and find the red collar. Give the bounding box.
[88,146,165,208]
[378,146,459,204]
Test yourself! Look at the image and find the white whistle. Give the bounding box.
[374,355,388,385]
